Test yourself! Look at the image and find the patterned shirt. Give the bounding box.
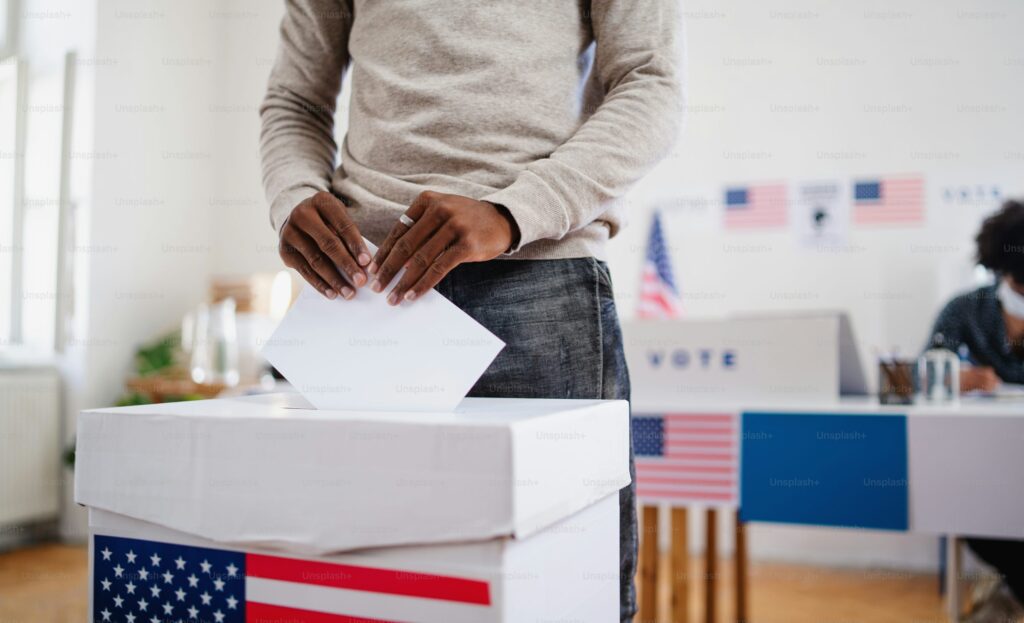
[928,284,1024,383]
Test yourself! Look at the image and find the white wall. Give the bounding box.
[79,1,220,410]
[206,2,284,277]
[611,0,1024,348]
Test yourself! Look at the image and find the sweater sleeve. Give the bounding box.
[259,0,353,234]
[481,0,684,250]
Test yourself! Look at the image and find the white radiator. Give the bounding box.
[0,367,61,526]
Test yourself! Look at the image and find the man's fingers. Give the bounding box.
[282,228,354,299]
[280,239,337,298]
[369,192,434,274]
[316,196,371,269]
[294,262,335,299]
[405,246,464,302]
[371,203,444,293]
[386,226,457,305]
[295,209,366,288]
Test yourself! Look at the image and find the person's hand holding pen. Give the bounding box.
[960,366,1001,393]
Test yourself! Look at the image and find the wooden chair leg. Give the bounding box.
[945,534,961,623]
[671,507,689,623]
[735,511,747,623]
[705,507,717,623]
[638,504,659,623]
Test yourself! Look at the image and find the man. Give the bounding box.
[259,1,682,618]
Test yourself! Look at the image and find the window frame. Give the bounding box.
[0,55,26,349]
[1,0,17,60]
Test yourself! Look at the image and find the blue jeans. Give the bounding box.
[437,257,637,622]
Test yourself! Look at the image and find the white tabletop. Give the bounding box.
[632,395,1024,418]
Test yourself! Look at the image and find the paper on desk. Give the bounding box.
[262,266,504,412]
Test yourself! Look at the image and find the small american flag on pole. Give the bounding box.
[723,183,788,229]
[632,413,739,504]
[92,534,492,623]
[852,175,925,224]
[636,211,681,318]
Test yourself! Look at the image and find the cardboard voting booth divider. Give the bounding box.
[76,393,630,622]
[623,311,867,411]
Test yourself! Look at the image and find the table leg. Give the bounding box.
[945,534,961,623]
[638,504,659,623]
[671,507,689,623]
[705,507,717,623]
[735,511,747,623]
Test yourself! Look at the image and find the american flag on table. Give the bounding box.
[723,183,788,229]
[92,534,491,623]
[636,211,682,318]
[632,413,739,504]
[852,176,925,224]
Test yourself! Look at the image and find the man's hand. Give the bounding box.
[279,191,372,300]
[960,365,1000,393]
[369,191,519,305]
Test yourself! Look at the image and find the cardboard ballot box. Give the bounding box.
[75,393,630,622]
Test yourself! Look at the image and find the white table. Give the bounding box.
[632,396,1024,623]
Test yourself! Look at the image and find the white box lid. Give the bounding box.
[75,393,630,555]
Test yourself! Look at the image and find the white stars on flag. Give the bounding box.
[93,535,245,623]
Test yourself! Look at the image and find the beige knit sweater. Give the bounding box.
[260,0,683,260]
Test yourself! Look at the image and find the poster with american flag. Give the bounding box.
[636,210,681,318]
[723,182,788,229]
[92,534,492,623]
[852,175,925,225]
[632,412,740,505]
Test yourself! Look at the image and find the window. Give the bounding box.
[0,1,9,59]
[0,56,21,348]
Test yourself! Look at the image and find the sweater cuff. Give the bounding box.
[481,171,568,252]
[269,185,325,235]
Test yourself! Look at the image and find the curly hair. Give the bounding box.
[977,199,1024,284]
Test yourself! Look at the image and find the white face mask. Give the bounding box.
[997,279,1024,319]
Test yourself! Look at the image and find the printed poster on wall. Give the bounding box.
[794,180,848,248]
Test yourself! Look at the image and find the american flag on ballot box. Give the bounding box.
[632,413,740,504]
[92,534,491,623]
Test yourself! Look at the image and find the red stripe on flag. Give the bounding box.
[637,488,737,501]
[666,439,734,449]
[245,554,491,606]
[637,463,735,474]
[665,426,734,435]
[246,601,397,623]
[663,452,735,461]
[638,475,735,487]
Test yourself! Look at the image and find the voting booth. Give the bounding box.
[75,393,630,622]
[624,311,868,410]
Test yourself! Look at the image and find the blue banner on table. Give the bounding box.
[740,412,908,530]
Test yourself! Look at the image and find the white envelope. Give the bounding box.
[262,268,505,411]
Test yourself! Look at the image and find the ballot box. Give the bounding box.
[75,393,630,622]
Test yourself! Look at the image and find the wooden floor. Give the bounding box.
[0,543,89,623]
[640,552,947,623]
[1,543,946,623]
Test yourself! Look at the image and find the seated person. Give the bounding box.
[928,199,1024,392]
[926,199,1024,622]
